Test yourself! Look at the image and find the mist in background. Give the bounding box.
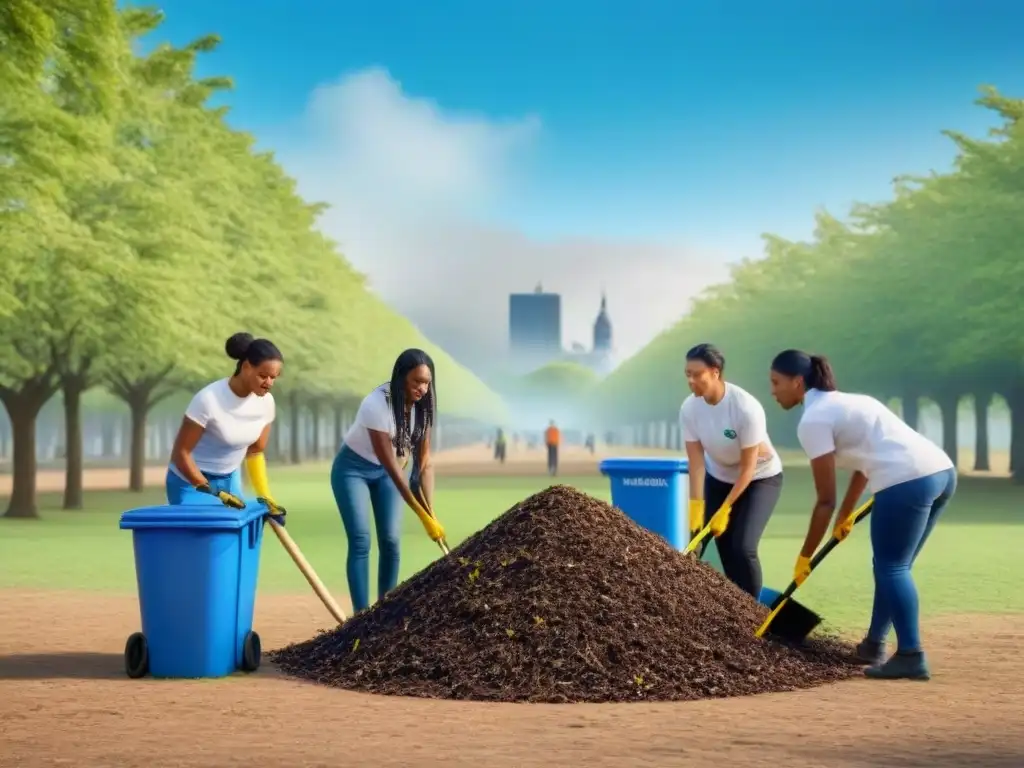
[271,68,736,376]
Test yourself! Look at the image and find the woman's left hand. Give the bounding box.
[709,504,732,537]
[793,555,812,586]
[832,514,855,541]
[259,497,287,526]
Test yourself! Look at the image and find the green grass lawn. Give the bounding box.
[1,465,1021,632]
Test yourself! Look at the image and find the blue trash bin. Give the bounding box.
[118,502,267,679]
[599,457,690,549]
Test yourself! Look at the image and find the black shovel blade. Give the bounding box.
[765,598,823,644]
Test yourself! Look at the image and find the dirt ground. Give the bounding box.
[4,442,1008,495]
[1,444,642,495]
[1,589,1022,768]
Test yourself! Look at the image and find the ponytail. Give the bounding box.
[770,349,838,392]
[806,355,838,392]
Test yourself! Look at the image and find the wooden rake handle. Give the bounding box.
[267,518,347,625]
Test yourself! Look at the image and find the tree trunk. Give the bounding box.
[128,395,148,492]
[289,391,301,464]
[101,417,116,458]
[309,400,321,460]
[1008,384,1024,485]
[0,375,58,519]
[7,409,40,518]
[269,417,283,462]
[334,404,345,451]
[902,391,920,430]
[62,379,87,509]
[973,391,992,472]
[934,392,959,469]
[108,365,178,492]
[0,415,9,461]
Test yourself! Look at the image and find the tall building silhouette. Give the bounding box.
[593,292,612,354]
[508,283,562,371]
[507,285,614,375]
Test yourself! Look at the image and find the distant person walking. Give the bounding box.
[770,349,956,681]
[545,421,561,476]
[330,349,446,613]
[167,332,286,522]
[679,343,784,598]
[494,428,507,463]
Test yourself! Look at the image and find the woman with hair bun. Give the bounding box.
[167,332,286,520]
[770,348,956,681]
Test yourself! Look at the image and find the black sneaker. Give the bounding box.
[855,638,887,666]
[864,650,930,681]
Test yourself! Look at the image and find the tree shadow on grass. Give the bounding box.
[0,652,124,680]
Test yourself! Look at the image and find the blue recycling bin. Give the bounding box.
[599,457,690,549]
[118,502,267,680]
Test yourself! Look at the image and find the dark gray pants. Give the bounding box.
[702,471,784,597]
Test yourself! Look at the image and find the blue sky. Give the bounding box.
[137,1,1024,363]
[143,0,1023,242]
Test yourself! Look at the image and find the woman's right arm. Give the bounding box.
[170,417,209,487]
[684,440,705,500]
[368,429,425,514]
[680,403,704,500]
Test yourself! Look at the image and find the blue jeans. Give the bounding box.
[165,467,244,505]
[330,445,403,613]
[867,468,957,653]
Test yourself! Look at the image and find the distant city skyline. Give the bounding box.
[142,1,1024,369]
[507,284,613,375]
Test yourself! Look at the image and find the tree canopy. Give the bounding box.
[593,86,1024,483]
[0,4,506,517]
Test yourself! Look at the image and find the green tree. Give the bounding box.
[0,0,128,517]
[595,86,1024,482]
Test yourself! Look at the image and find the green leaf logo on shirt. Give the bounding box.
[723,429,737,440]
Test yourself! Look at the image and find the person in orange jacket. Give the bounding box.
[544,420,560,476]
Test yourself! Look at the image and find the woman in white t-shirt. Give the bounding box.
[168,332,284,520]
[680,343,784,598]
[330,348,445,613]
[770,349,956,682]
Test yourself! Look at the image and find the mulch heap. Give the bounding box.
[270,486,861,703]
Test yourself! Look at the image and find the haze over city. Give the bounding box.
[142,0,1024,374]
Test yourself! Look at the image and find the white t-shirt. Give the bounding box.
[680,382,783,484]
[797,389,953,494]
[171,378,276,477]
[343,385,416,465]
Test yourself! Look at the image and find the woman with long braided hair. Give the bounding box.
[330,348,444,612]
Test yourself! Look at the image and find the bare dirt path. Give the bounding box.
[1,589,1021,768]
[3,444,1009,496]
[0,445,648,495]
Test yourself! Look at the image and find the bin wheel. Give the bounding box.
[241,630,261,673]
[124,632,149,679]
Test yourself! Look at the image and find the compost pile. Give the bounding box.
[270,486,860,703]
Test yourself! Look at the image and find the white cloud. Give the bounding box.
[275,67,733,374]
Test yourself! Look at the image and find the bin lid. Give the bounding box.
[599,456,689,475]
[119,502,267,531]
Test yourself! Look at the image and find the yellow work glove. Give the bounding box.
[793,555,812,587]
[688,499,705,538]
[833,514,855,542]
[709,503,732,538]
[244,453,286,524]
[411,501,446,542]
[196,483,245,510]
